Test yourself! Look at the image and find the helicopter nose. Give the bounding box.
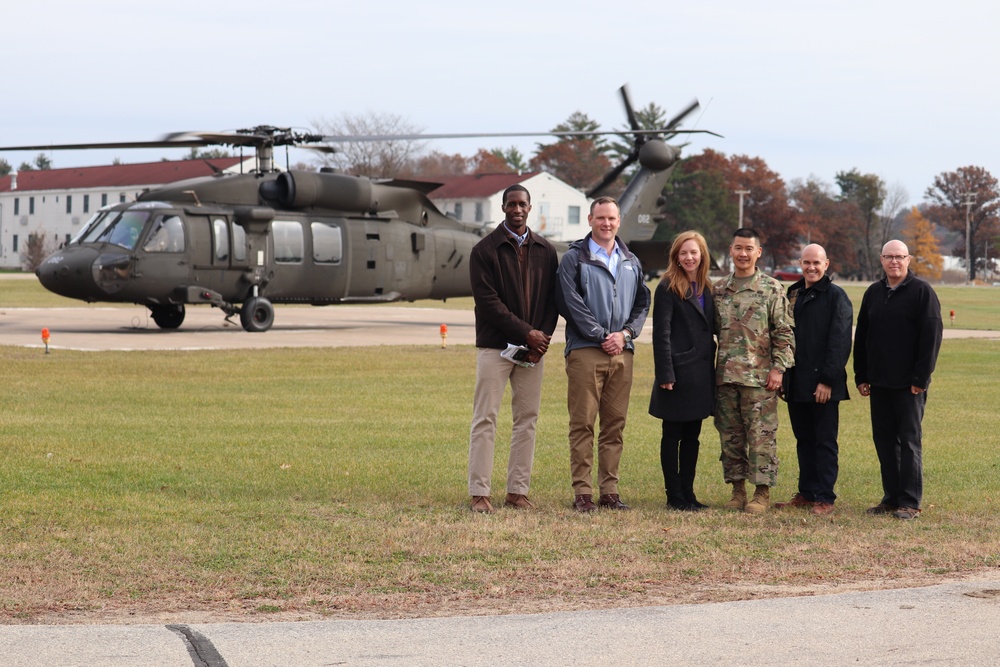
[35,246,101,300]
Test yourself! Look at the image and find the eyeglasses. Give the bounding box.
[881,254,909,262]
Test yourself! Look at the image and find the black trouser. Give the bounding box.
[869,387,926,510]
[786,400,840,504]
[660,420,702,505]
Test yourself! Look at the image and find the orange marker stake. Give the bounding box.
[440,323,448,348]
[41,327,51,354]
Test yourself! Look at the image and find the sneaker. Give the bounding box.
[775,493,813,509]
[866,502,897,515]
[894,507,920,520]
[470,496,494,514]
[810,502,835,516]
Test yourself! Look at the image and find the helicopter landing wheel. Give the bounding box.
[240,297,274,333]
[150,304,186,329]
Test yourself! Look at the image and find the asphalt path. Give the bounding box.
[1,303,996,352]
[3,578,1000,666]
[3,302,999,666]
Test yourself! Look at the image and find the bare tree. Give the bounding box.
[878,182,909,248]
[22,231,51,272]
[311,112,426,178]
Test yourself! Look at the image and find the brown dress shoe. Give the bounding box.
[775,493,813,509]
[470,496,494,514]
[573,494,597,512]
[810,502,835,516]
[598,493,630,510]
[504,493,534,509]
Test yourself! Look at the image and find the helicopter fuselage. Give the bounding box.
[35,171,480,331]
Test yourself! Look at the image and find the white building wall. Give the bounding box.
[430,172,590,243]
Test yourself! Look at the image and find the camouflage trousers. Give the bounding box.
[714,384,779,486]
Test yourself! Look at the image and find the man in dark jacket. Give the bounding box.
[777,244,852,516]
[467,184,559,513]
[854,240,942,521]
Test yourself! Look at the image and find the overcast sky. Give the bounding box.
[5,0,997,210]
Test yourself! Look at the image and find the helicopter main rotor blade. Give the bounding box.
[620,84,641,133]
[0,139,215,152]
[586,154,638,198]
[311,129,717,143]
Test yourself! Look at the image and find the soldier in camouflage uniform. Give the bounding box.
[713,228,795,514]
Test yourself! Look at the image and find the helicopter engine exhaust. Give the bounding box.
[259,171,431,218]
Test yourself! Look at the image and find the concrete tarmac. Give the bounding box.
[2,578,1000,666]
[1,303,996,352]
[2,301,999,666]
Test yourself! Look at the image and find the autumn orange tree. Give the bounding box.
[924,165,1000,281]
[902,207,943,281]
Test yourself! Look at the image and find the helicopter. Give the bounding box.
[1,86,718,332]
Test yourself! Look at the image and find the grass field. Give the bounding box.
[2,334,999,624]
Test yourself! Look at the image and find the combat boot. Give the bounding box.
[744,485,771,514]
[723,480,747,510]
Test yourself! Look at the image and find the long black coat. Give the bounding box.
[648,281,716,422]
[782,275,853,402]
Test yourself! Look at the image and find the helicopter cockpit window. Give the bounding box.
[213,218,230,261]
[142,215,185,253]
[72,210,112,245]
[92,210,150,250]
[272,220,303,264]
[311,222,343,264]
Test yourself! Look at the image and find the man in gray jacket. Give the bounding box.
[556,196,650,512]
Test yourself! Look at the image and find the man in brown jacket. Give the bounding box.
[467,184,559,513]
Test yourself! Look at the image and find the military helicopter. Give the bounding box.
[1,86,717,332]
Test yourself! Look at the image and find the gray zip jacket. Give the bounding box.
[555,234,650,356]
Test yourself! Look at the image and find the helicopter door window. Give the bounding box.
[232,223,247,263]
[142,215,185,253]
[213,218,230,262]
[311,222,343,264]
[272,220,303,264]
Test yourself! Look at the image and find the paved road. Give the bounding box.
[1,304,996,352]
[3,578,999,666]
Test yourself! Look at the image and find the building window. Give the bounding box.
[29,197,35,215]
[13,198,18,215]
[66,195,73,214]
[454,202,463,220]
[101,193,108,207]
[83,194,90,213]
[475,202,483,222]
[119,194,126,203]
[568,205,581,225]
[12,235,18,253]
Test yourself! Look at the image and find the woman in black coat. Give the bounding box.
[648,231,716,511]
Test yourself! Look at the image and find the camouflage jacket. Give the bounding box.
[713,268,795,387]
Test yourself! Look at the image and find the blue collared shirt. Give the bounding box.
[587,237,621,277]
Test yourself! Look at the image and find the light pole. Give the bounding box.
[735,189,750,229]
[963,192,975,284]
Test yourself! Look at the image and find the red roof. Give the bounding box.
[429,172,536,199]
[0,157,248,193]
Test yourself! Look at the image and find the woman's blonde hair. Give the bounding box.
[664,230,712,299]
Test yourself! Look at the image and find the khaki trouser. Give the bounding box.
[565,346,634,495]
[468,347,546,497]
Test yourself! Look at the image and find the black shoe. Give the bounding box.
[667,499,699,512]
[686,497,709,510]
